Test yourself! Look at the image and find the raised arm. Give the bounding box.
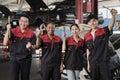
[62,32,66,53]
[36,31,41,48]
[3,24,11,46]
[60,31,66,73]
[108,9,117,31]
[62,26,67,52]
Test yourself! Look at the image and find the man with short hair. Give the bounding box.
[3,14,36,80]
[36,22,63,80]
[84,9,117,80]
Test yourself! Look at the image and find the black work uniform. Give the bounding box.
[84,26,112,80]
[40,34,62,80]
[64,36,85,70]
[9,27,36,80]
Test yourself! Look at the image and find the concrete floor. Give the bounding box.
[0,51,91,80]
[0,57,68,80]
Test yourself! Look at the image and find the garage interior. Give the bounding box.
[0,0,120,80]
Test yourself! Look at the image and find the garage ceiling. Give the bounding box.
[0,0,120,12]
[0,0,64,11]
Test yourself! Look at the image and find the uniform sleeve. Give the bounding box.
[65,39,68,52]
[39,37,43,48]
[59,39,63,52]
[61,41,63,51]
[82,40,87,53]
[84,36,88,50]
[30,34,36,45]
[9,30,14,41]
[104,26,113,37]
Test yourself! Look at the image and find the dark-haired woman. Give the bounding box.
[62,24,85,80]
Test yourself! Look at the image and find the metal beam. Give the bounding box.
[1,0,16,5]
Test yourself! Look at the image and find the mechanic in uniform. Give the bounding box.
[62,24,85,80]
[3,14,36,80]
[84,9,117,80]
[36,22,63,80]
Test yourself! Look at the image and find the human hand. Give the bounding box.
[87,64,91,72]
[60,63,63,73]
[6,24,11,31]
[26,42,32,49]
[3,52,9,60]
[36,29,43,38]
[110,9,117,16]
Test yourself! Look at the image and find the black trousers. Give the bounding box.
[41,64,61,80]
[90,61,112,80]
[10,58,32,80]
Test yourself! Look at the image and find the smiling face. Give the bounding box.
[19,16,29,30]
[46,23,55,35]
[70,25,80,36]
[88,18,98,29]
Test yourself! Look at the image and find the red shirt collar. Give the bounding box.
[45,34,55,40]
[89,27,99,32]
[70,36,82,42]
[17,26,29,34]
